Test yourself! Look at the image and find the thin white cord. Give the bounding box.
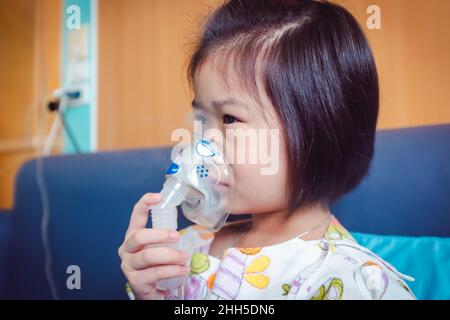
[38,95,72,299]
[35,8,79,297]
[37,84,77,300]
[42,113,62,156]
[36,151,60,299]
[32,0,60,300]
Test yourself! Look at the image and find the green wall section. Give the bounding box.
[62,0,95,154]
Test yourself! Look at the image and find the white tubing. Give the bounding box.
[150,177,191,292]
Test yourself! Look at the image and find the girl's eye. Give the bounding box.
[223,114,241,124]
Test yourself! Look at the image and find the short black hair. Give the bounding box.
[187,0,379,213]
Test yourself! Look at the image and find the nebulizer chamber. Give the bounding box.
[150,138,234,291]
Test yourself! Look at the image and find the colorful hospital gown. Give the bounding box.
[161,217,416,300]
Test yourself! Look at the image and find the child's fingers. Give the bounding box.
[130,265,191,288]
[124,228,180,253]
[126,193,162,237]
[128,247,190,270]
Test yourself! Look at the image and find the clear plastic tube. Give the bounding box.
[151,206,178,231]
[150,177,190,291]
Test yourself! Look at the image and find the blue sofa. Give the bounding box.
[0,124,449,300]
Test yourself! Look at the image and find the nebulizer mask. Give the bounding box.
[150,137,235,291]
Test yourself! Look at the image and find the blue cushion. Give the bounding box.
[8,147,179,299]
[0,212,12,299]
[332,124,450,237]
[352,232,450,300]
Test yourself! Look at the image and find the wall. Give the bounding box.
[338,0,450,128]
[97,0,450,152]
[0,0,62,209]
[98,0,213,150]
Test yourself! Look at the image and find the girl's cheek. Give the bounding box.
[230,162,287,213]
[226,127,289,212]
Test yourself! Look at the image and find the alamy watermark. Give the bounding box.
[66,265,81,290]
[66,5,81,30]
[367,5,382,30]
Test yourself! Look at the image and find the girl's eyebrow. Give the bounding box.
[191,97,246,109]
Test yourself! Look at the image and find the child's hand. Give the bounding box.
[118,193,191,300]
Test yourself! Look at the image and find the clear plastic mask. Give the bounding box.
[165,137,235,232]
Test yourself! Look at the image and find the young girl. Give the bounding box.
[118,0,416,300]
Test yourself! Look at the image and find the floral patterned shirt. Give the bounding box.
[160,216,416,300]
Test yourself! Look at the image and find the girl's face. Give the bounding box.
[192,58,289,215]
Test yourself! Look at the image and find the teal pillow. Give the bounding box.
[352,232,450,300]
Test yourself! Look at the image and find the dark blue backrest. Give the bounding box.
[9,147,177,299]
[7,124,450,299]
[331,124,450,237]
